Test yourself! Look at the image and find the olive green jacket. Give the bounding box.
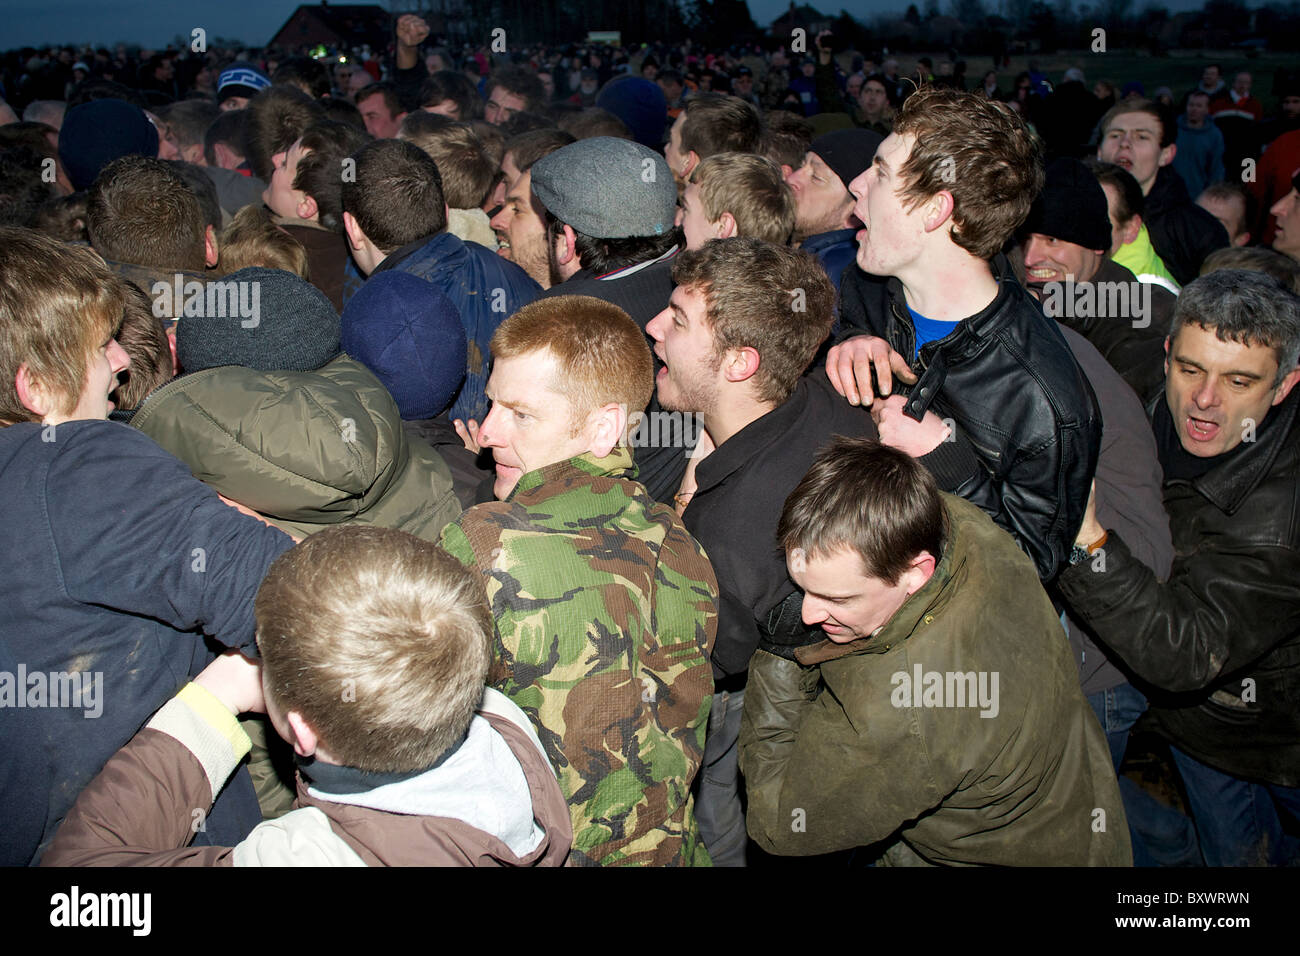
[131,355,460,542]
[739,494,1131,866]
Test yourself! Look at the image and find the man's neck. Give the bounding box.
[897,247,999,321]
[704,394,779,448]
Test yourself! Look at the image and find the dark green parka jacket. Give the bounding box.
[739,494,1131,866]
[131,355,460,542]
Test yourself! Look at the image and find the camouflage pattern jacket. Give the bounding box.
[440,448,718,866]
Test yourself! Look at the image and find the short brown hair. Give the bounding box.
[293,119,373,232]
[690,152,796,245]
[86,155,207,271]
[256,525,492,774]
[0,227,124,424]
[242,85,326,181]
[113,282,174,410]
[418,70,479,120]
[490,295,653,435]
[355,82,404,119]
[218,205,310,278]
[1099,98,1176,148]
[341,138,447,253]
[557,107,631,141]
[779,436,947,586]
[1201,247,1300,295]
[400,120,496,208]
[485,65,546,114]
[680,94,762,162]
[892,86,1044,260]
[758,110,814,171]
[507,127,575,173]
[671,238,834,404]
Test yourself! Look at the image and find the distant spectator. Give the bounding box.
[1097,98,1229,284]
[1196,182,1253,247]
[1173,91,1225,200]
[485,65,546,125]
[419,70,479,121]
[217,61,271,112]
[272,56,331,101]
[355,83,407,140]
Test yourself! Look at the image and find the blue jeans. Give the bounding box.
[1116,739,1300,867]
[1087,682,1148,770]
[693,687,747,867]
[1169,747,1300,866]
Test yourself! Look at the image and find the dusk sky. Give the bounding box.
[4,0,1229,49]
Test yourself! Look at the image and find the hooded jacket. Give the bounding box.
[42,684,573,866]
[131,355,460,542]
[740,494,1131,866]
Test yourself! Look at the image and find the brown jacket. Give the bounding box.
[43,685,572,867]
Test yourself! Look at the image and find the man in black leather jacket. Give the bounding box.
[826,86,1102,582]
[1060,269,1300,866]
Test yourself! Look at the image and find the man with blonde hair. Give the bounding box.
[44,525,573,866]
[679,152,796,250]
[441,294,718,866]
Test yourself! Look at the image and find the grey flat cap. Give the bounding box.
[530,136,677,239]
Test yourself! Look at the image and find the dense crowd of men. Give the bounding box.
[3,16,1300,868]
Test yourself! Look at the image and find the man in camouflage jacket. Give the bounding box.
[440,295,718,866]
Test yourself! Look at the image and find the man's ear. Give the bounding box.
[166,327,179,374]
[1121,213,1143,246]
[1272,365,1300,406]
[183,142,206,166]
[296,193,319,223]
[715,211,737,240]
[1159,142,1176,168]
[586,401,628,459]
[343,210,365,251]
[903,549,937,595]
[556,223,578,267]
[204,224,219,268]
[722,345,761,384]
[15,364,53,420]
[1163,334,1173,377]
[923,190,956,233]
[1233,229,1251,248]
[286,711,320,759]
[683,150,700,181]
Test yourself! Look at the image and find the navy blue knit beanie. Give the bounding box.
[341,272,467,421]
[595,75,669,149]
[59,99,160,191]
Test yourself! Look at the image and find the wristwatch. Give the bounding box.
[1069,529,1109,566]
